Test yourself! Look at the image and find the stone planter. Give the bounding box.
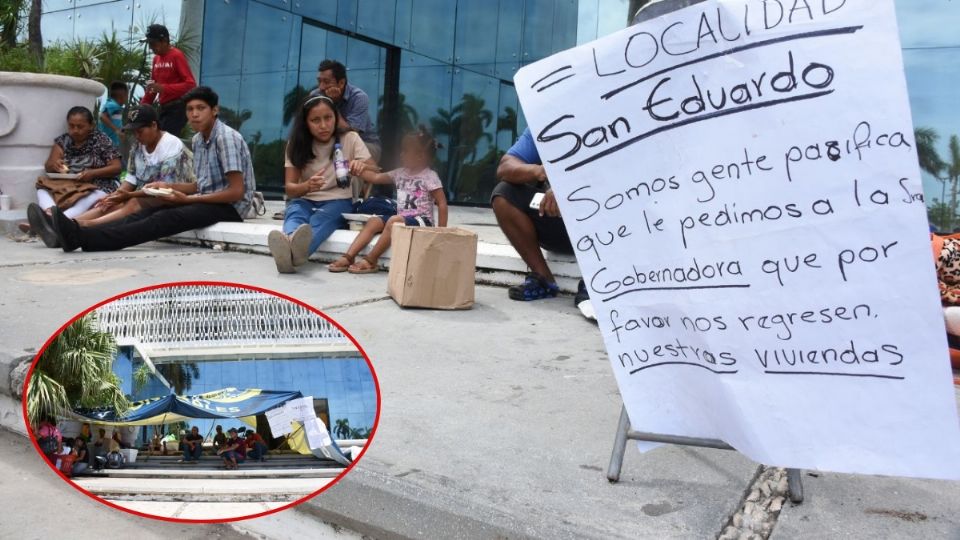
[0,72,106,214]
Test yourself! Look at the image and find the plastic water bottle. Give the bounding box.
[334,144,350,188]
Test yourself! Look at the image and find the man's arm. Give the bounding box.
[341,91,370,133]
[496,154,547,185]
[170,171,244,205]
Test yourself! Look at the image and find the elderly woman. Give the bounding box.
[24,106,121,248]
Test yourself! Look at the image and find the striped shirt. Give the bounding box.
[192,119,256,218]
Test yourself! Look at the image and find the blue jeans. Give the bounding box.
[248,441,268,460]
[283,198,353,255]
[182,442,202,461]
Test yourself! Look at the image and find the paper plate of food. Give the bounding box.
[143,187,175,197]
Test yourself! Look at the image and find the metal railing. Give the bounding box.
[95,285,349,349]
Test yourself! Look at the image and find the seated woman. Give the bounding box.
[71,437,89,476]
[267,95,372,273]
[73,105,195,228]
[25,106,121,248]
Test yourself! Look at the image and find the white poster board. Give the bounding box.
[265,406,294,436]
[515,0,960,479]
[283,396,315,422]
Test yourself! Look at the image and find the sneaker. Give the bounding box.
[268,230,295,273]
[27,203,59,248]
[575,279,596,321]
[289,223,313,266]
[508,273,559,301]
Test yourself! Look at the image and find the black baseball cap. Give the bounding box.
[142,24,170,43]
[123,105,158,130]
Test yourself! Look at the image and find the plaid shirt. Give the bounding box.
[192,119,256,218]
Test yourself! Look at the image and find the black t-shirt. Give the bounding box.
[185,433,203,444]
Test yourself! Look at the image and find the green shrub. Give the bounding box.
[0,44,39,73]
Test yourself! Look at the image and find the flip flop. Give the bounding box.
[328,254,355,273]
[348,257,379,274]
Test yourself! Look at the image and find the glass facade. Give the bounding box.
[112,348,377,444]
[194,0,633,203]
[39,1,960,214]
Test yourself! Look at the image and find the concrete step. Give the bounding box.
[82,466,345,479]
[167,220,584,292]
[73,476,334,502]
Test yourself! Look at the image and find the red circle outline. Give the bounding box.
[20,280,382,524]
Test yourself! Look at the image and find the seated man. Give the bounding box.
[212,424,227,453]
[180,426,203,463]
[310,59,380,160]
[492,128,593,319]
[73,104,195,228]
[217,428,246,470]
[244,428,268,462]
[49,86,255,252]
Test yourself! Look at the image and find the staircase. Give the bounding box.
[72,453,346,502]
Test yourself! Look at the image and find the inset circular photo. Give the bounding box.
[22,283,380,522]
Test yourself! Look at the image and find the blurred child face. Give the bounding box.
[306,102,337,143]
[399,134,431,171]
[114,89,129,105]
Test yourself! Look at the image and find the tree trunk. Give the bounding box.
[27,0,41,65]
[951,176,959,231]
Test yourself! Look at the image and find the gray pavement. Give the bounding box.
[2,237,960,538]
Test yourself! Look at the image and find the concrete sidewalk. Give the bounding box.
[2,238,959,538]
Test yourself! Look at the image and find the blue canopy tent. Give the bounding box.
[72,388,350,465]
[74,388,303,426]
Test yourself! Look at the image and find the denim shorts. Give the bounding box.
[402,215,432,227]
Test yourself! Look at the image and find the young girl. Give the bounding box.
[269,95,372,273]
[328,125,448,274]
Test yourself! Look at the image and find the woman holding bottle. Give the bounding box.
[269,95,372,273]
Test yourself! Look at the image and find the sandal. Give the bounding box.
[348,257,379,274]
[328,254,355,273]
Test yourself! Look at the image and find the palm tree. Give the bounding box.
[915,127,946,178]
[431,93,494,193]
[157,363,200,395]
[497,106,518,143]
[379,92,419,135]
[334,418,351,439]
[282,84,310,126]
[947,135,960,231]
[26,0,40,64]
[219,106,253,131]
[26,315,129,428]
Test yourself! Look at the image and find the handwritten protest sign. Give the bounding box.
[283,396,315,422]
[265,406,294,436]
[515,0,960,479]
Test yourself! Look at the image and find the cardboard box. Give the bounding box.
[388,226,478,309]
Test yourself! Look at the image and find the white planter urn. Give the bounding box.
[0,72,106,212]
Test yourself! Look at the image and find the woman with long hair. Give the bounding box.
[268,95,372,273]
